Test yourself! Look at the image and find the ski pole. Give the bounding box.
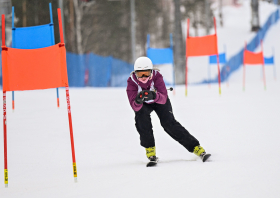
[167,87,173,91]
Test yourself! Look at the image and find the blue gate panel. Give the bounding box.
[12,24,55,49]
[209,53,226,64]
[264,56,274,64]
[147,48,173,65]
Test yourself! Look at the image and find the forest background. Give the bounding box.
[9,1,214,61]
[2,0,269,83]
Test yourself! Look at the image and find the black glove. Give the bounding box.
[142,90,156,101]
[135,91,145,104]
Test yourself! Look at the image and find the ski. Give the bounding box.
[202,153,211,162]
[146,157,159,167]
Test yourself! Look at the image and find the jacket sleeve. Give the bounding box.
[126,78,143,112]
[153,72,167,104]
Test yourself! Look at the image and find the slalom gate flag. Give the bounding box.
[209,53,226,64]
[2,9,78,187]
[243,41,266,90]
[243,50,264,65]
[146,34,175,90]
[12,24,55,49]
[264,56,274,64]
[186,35,217,57]
[185,17,221,96]
[147,48,173,64]
[147,48,174,86]
[2,44,68,91]
[11,3,59,109]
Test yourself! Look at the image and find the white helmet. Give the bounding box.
[134,56,153,71]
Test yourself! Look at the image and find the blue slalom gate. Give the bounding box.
[208,46,227,85]
[263,47,276,80]
[11,3,59,108]
[147,34,175,90]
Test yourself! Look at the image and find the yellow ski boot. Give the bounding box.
[193,145,211,162]
[145,147,158,167]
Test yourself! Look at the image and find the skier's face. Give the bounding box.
[140,76,149,80]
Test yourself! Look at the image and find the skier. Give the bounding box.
[126,56,211,166]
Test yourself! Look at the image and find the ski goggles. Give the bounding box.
[135,70,152,78]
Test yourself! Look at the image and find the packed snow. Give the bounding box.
[1,1,280,197]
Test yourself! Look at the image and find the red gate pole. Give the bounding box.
[57,8,77,182]
[185,19,190,96]
[2,14,8,188]
[3,91,8,188]
[65,86,77,181]
[213,17,221,95]
[261,40,267,90]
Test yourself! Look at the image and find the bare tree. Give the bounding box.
[10,0,214,65]
[205,0,210,34]
[251,0,260,31]
[219,0,223,27]
[135,0,159,56]
[181,0,213,36]
[69,0,95,54]
[173,0,185,84]
[0,0,12,46]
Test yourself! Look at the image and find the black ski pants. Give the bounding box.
[134,97,200,153]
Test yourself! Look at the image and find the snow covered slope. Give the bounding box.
[1,74,280,197]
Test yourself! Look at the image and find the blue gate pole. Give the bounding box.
[12,7,15,110]
[147,34,150,48]
[49,3,60,107]
[273,47,276,80]
[208,63,211,88]
[224,44,229,86]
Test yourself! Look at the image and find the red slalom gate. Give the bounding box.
[243,41,266,90]
[2,15,8,188]
[185,17,221,96]
[1,9,77,187]
[58,8,77,182]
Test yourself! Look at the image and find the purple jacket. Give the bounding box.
[126,70,168,112]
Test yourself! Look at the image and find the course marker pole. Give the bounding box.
[66,86,77,182]
[49,3,60,107]
[3,91,8,188]
[214,17,221,95]
[261,40,266,90]
[12,7,15,110]
[58,8,77,182]
[272,47,276,80]
[57,88,60,108]
[185,19,190,96]
[2,14,8,188]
